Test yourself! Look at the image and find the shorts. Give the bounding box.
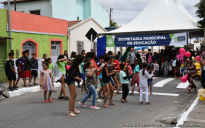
[18,71,26,78]
[99,79,105,87]
[112,76,118,84]
[103,81,111,85]
[67,82,75,86]
[31,70,38,78]
[115,73,120,82]
[7,72,16,80]
[148,81,153,85]
[25,70,32,77]
[81,73,85,80]
[154,70,159,75]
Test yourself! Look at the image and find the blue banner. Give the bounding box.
[106,33,187,47]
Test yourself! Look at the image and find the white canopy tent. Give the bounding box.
[173,0,197,24]
[99,0,203,36]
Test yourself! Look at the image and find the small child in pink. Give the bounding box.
[127,61,133,77]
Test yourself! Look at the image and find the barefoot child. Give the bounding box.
[102,55,116,108]
[147,65,153,94]
[139,63,154,105]
[40,62,53,103]
[120,64,129,103]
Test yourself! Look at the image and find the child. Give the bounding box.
[78,60,104,109]
[142,49,146,62]
[16,51,27,87]
[126,61,133,81]
[147,65,153,94]
[102,55,116,108]
[40,62,53,103]
[194,58,201,80]
[98,55,105,99]
[5,53,17,91]
[45,58,57,92]
[80,56,87,92]
[41,54,47,65]
[114,55,122,94]
[30,53,38,85]
[119,64,129,103]
[130,59,140,95]
[153,60,159,76]
[139,63,154,105]
[187,59,199,94]
[55,55,70,100]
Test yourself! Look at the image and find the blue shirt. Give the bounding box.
[134,65,140,73]
[80,62,84,74]
[98,63,103,79]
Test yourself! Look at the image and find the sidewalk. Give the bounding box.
[2,78,41,89]
[183,100,205,127]
[1,77,61,98]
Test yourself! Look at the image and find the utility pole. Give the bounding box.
[7,0,12,51]
[109,8,113,31]
[14,0,16,11]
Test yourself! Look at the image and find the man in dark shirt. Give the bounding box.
[24,50,38,86]
[6,53,17,91]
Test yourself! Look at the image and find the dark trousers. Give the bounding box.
[122,84,129,100]
[201,69,205,89]
[131,64,135,71]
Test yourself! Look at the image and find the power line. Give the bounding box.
[114,9,142,12]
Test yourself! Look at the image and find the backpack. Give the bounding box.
[4,60,9,73]
[15,58,20,67]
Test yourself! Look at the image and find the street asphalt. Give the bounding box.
[0,77,201,128]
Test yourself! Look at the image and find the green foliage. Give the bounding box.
[195,0,205,28]
[110,19,121,29]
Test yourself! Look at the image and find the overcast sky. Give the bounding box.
[96,0,200,26]
[0,0,200,26]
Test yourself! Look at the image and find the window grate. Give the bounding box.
[77,41,84,54]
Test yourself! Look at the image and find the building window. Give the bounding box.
[51,41,60,56]
[77,16,79,20]
[30,10,40,15]
[77,41,84,54]
[93,41,97,53]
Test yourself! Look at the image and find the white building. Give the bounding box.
[68,17,111,55]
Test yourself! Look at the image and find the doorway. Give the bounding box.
[23,41,35,58]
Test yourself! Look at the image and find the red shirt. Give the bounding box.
[90,59,100,76]
[114,60,120,73]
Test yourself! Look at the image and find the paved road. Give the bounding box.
[0,77,201,128]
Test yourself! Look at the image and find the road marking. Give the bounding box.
[114,91,179,97]
[175,97,199,128]
[153,78,175,87]
[176,81,189,89]
[153,77,158,79]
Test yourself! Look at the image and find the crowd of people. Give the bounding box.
[4,46,205,117]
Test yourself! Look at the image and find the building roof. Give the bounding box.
[101,0,199,35]
[68,17,107,32]
[67,20,82,28]
[1,0,40,4]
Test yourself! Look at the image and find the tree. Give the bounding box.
[110,19,121,29]
[195,0,205,28]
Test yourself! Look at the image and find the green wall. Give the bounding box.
[11,32,68,58]
[0,9,10,83]
[0,8,68,83]
[0,8,10,52]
